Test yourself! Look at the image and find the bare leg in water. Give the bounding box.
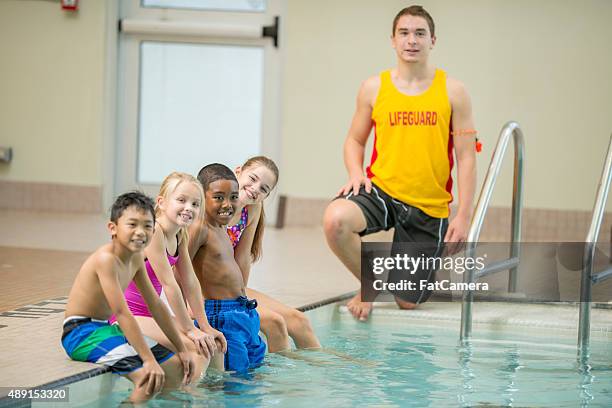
[323,199,372,321]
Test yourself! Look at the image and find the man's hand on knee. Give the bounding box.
[337,175,372,197]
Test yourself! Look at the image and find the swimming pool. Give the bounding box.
[43,301,612,407]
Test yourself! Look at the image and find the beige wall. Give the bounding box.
[1,0,611,213]
[0,0,108,186]
[282,0,612,211]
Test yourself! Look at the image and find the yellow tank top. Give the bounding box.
[367,69,453,218]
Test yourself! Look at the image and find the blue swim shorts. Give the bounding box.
[203,296,266,372]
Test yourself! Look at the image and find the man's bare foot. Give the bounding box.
[346,293,372,321]
[394,297,417,310]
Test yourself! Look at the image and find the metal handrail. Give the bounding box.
[578,135,612,362]
[460,121,525,341]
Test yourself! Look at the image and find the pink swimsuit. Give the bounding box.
[109,246,179,323]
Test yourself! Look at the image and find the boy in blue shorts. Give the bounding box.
[188,164,266,372]
[62,192,195,402]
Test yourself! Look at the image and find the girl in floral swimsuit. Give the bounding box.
[228,156,320,352]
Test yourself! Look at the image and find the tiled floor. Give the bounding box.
[0,247,87,311]
[0,210,109,252]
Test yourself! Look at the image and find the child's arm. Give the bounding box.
[96,254,167,394]
[233,204,263,285]
[133,257,193,384]
[175,237,228,353]
[145,227,201,337]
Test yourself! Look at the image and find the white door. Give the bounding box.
[116,0,283,224]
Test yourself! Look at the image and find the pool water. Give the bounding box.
[90,303,612,407]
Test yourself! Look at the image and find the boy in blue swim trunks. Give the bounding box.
[188,164,266,372]
[62,192,195,402]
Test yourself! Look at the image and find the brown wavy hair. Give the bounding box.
[241,156,279,262]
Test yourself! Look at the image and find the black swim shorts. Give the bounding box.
[336,183,448,303]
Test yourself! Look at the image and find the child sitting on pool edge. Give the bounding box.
[189,163,266,372]
[110,172,226,376]
[61,192,194,402]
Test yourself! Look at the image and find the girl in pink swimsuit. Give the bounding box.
[121,238,179,318]
[116,172,227,376]
[228,156,320,352]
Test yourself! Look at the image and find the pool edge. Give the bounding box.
[0,291,357,406]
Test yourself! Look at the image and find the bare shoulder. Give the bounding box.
[189,219,209,257]
[446,76,471,106]
[91,245,118,273]
[197,221,209,246]
[359,74,382,106]
[362,74,381,91]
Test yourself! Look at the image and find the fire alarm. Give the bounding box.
[61,0,79,11]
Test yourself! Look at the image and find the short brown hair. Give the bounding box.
[392,5,435,38]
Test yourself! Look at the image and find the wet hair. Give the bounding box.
[392,5,435,38]
[197,163,238,192]
[239,156,279,262]
[157,172,204,245]
[110,191,155,224]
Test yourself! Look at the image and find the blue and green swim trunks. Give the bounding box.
[202,296,266,372]
[61,316,174,374]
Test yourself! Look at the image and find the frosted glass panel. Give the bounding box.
[138,42,263,184]
[142,0,266,12]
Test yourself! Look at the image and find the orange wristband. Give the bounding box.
[451,129,481,152]
[451,128,478,136]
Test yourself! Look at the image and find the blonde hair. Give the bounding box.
[241,156,279,262]
[156,172,204,246]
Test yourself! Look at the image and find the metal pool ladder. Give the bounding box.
[459,121,525,341]
[578,135,612,362]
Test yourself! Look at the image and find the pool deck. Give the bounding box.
[0,209,359,396]
[2,209,612,400]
